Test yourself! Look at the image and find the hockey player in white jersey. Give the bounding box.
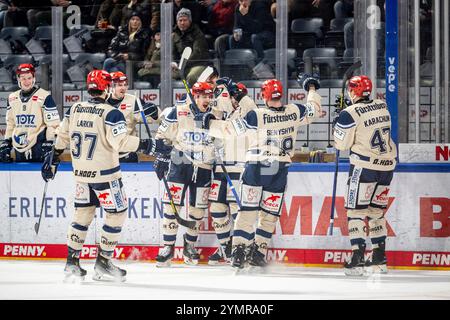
[108,71,160,162]
[0,64,60,162]
[41,70,171,281]
[153,81,216,267]
[201,74,322,269]
[333,75,397,276]
[205,75,258,265]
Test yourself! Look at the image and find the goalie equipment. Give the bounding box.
[93,254,126,282]
[183,234,200,265]
[156,245,175,267]
[344,243,366,276]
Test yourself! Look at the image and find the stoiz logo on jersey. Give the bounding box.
[15,114,35,125]
[183,131,209,143]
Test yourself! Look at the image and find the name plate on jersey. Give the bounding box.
[399,143,450,163]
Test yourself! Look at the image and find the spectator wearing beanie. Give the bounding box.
[103,11,151,73]
[172,7,209,85]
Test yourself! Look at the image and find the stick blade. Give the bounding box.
[179,46,192,71]
[34,223,39,235]
[197,66,214,82]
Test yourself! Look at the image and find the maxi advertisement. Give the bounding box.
[0,164,449,270]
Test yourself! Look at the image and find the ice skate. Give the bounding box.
[344,244,366,276]
[208,240,232,265]
[365,242,388,274]
[63,248,86,282]
[183,235,200,265]
[93,254,126,282]
[156,245,174,267]
[231,244,247,272]
[247,243,267,273]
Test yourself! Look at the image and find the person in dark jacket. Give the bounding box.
[103,11,151,73]
[121,0,151,28]
[172,8,209,85]
[228,0,275,61]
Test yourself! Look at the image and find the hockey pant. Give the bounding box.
[161,161,211,246]
[345,164,394,250]
[233,161,288,254]
[67,178,128,259]
[209,171,241,246]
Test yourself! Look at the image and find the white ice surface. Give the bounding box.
[0,260,449,300]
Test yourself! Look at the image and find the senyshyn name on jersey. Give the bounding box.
[354,102,387,116]
[76,120,94,128]
[16,114,35,126]
[364,115,390,127]
[73,104,105,117]
[263,112,297,124]
[266,126,295,136]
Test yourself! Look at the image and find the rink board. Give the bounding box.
[0,162,449,269]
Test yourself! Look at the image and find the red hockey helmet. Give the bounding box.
[261,79,283,101]
[16,64,35,77]
[110,71,128,83]
[191,81,214,97]
[347,75,372,98]
[87,69,112,91]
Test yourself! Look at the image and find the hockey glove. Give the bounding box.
[216,77,234,89]
[297,73,321,91]
[139,139,173,156]
[41,148,63,182]
[0,138,13,163]
[153,153,171,180]
[229,82,248,102]
[41,140,54,161]
[143,101,159,120]
[194,112,216,130]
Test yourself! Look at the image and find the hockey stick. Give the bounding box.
[178,47,200,114]
[136,97,196,229]
[197,66,214,83]
[328,60,362,236]
[35,145,55,235]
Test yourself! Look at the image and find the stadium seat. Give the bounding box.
[263,48,298,76]
[0,26,30,53]
[324,18,353,55]
[34,26,52,41]
[222,49,257,81]
[302,47,337,79]
[289,18,323,57]
[74,52,106,70]
[2,54,34,69]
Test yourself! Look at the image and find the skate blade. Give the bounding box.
[183,257,199,265]
[208,260,222,266]
[365,264,388,274]
[247,265,266,274]
[93,271,126,283]
[156,261,172,268]
[344,267,364,276]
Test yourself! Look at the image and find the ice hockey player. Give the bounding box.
[41,70,172,281]
[153,81,216,267]
[0,64,60,162]
[108,71,160,162]
[333,75,397,276]
[205,75,257,265]
[201,74,322,270]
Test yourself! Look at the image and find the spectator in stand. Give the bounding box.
[137,29,162,87]
[334,0,353,18]
[150,0,161,33]
[173,0,203,29]
[103,11,151,73]
[121,0,151,28]
[229,0,275,62]
[172,7,209,85]
[2,0,36,27]
[86,0,127,53]
[207,0,238,59]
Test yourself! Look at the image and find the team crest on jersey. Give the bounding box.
[13,133,29,146]
[208,180,221,201]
